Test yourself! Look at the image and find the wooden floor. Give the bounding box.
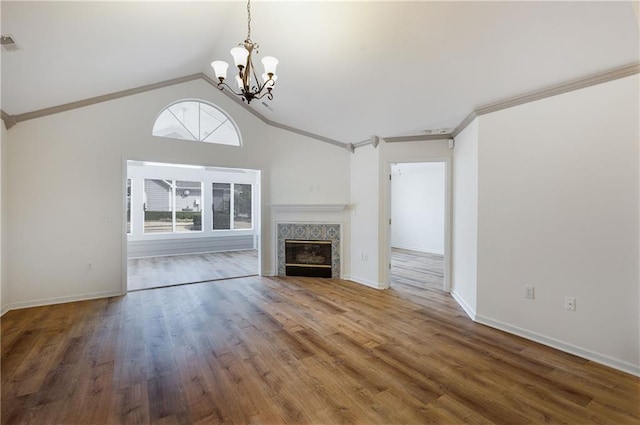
[2,276,638,424]
[127,250,258,291]
[391,248,443,291]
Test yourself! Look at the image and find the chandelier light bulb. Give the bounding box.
[261,56,279,75]
[230,46,250,68]
[211,61,229,81]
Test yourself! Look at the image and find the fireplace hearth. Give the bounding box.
[285,240,332,278]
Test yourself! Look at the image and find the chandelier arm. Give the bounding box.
[254,79,275,95]
[251,66,261,93]
[252,89,274,101]
[216,81,245,97]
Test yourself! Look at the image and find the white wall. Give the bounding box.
[348,144,381,288]
[391,162,445,254]
[3,79,351,310]
[0,121,6,314]
[475,74,639,374]
[451,119,479,318]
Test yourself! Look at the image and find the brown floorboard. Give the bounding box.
[127,250,258,291]
[2,276,638,424]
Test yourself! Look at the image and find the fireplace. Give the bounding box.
[277,223,341,278]
[285,239,332,278]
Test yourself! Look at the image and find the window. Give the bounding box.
[144,179,203,233]
[152,100,241,146]
[144,179,173,233]
[234,184,252,229]
[176,180,202,232]
[212,183,253,230]
[212,183,231,230]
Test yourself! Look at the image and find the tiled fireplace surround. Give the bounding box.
[277,223,341,278]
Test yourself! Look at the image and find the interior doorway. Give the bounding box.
[124,160,261,291]
[388,161,447,291]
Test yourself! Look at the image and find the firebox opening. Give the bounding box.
[285,239,332,278]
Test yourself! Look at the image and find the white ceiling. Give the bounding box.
[1,1,638,144]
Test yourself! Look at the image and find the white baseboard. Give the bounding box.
[343,275,387,290]
[391,245,444,256]
[3,290,124,313]
[1,304,10,316]
[475,314,640,377]
[450,290,476,320]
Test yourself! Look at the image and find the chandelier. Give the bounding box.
[210,0,279,104]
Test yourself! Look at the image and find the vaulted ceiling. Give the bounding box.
[1,1,638,144]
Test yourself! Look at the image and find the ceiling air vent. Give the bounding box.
[1,35,19,52]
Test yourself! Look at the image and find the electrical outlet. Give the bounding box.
[86,262,93,272]
[564,296,576,311]
[524,286,535,300]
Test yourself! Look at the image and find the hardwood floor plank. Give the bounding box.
[3,275,638,424]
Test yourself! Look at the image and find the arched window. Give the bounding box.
[152,100,241,146]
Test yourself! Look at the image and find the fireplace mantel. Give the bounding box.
[270,204,347,213]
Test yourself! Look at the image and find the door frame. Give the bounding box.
[383,158,452,292]
[120,157,263,294]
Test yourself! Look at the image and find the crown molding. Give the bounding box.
[2,63,638,152]
[475,62,639,117]
[353,62,640,149]
[1,110,16,130]
[451,62,640,137]
[452,112,478,138]
[10,74,203,125]
[383,134,453,143]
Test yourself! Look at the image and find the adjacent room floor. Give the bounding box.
[127,249,258,291]
[390,247,444,291]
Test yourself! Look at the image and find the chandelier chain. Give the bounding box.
[247,0,252,40]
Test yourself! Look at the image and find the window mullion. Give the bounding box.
[230,183,235,230]
[172,180,176,233]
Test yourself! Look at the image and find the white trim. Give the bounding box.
[475,314,640,377]
[270,204,347,213]
[451,290,477,320]
[3,290,124,313]
[343,275,386,290]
